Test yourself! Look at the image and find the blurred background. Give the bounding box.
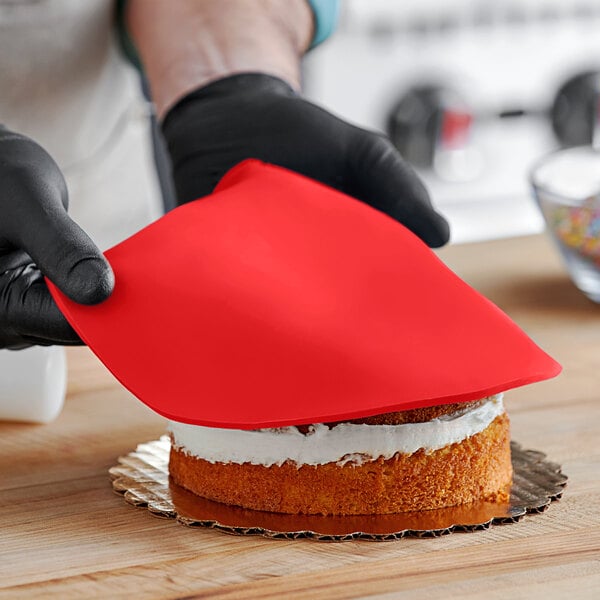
[303,0,600,243]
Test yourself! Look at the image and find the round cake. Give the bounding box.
[168,394,512,515]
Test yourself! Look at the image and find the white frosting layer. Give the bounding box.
[168,395,505,467]
[168,394,504,466]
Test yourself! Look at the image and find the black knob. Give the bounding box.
[552,71,600,148]
[386,85,470,168]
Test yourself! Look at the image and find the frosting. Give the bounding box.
[168,395,505,467]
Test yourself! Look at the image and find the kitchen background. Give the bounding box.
[303,0,600,243]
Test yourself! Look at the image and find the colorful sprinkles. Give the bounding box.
[547,197,600,264]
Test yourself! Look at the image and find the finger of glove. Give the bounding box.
[0,135,113,305]
[14,204,114,305]
[348,133,450,248]
[20,279,82,345]
[0,265,82,348]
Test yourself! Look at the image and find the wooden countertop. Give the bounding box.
[1,234,599,599]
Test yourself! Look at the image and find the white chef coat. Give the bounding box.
[0,0,164,423]
[0,0,163,250]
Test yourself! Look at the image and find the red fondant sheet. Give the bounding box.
[48,160,560,428]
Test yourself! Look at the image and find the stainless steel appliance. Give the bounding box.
[304,0,600,243]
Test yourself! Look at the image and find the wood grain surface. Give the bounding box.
[1,234,599,599]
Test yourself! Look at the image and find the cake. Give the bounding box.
[168,393,512,515]
[47,160,558,516]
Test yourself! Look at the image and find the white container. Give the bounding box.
[0,346,67,423]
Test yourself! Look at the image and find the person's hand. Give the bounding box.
[162,74,450,247]
[0,127,114,349]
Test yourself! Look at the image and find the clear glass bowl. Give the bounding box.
[531,146,600,303]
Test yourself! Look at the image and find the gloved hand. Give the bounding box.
[162,73,450,247]
[0,127,114,349]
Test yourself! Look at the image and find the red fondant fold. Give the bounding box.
[48,160,560,428]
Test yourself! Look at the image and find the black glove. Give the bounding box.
[162,73,450,248]
[0,127,114,349]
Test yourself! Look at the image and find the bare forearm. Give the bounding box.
[127,0,313,118]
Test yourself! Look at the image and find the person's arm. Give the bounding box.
[127,0,450,247]
[0,126,113,349]
[127,0,313,118]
